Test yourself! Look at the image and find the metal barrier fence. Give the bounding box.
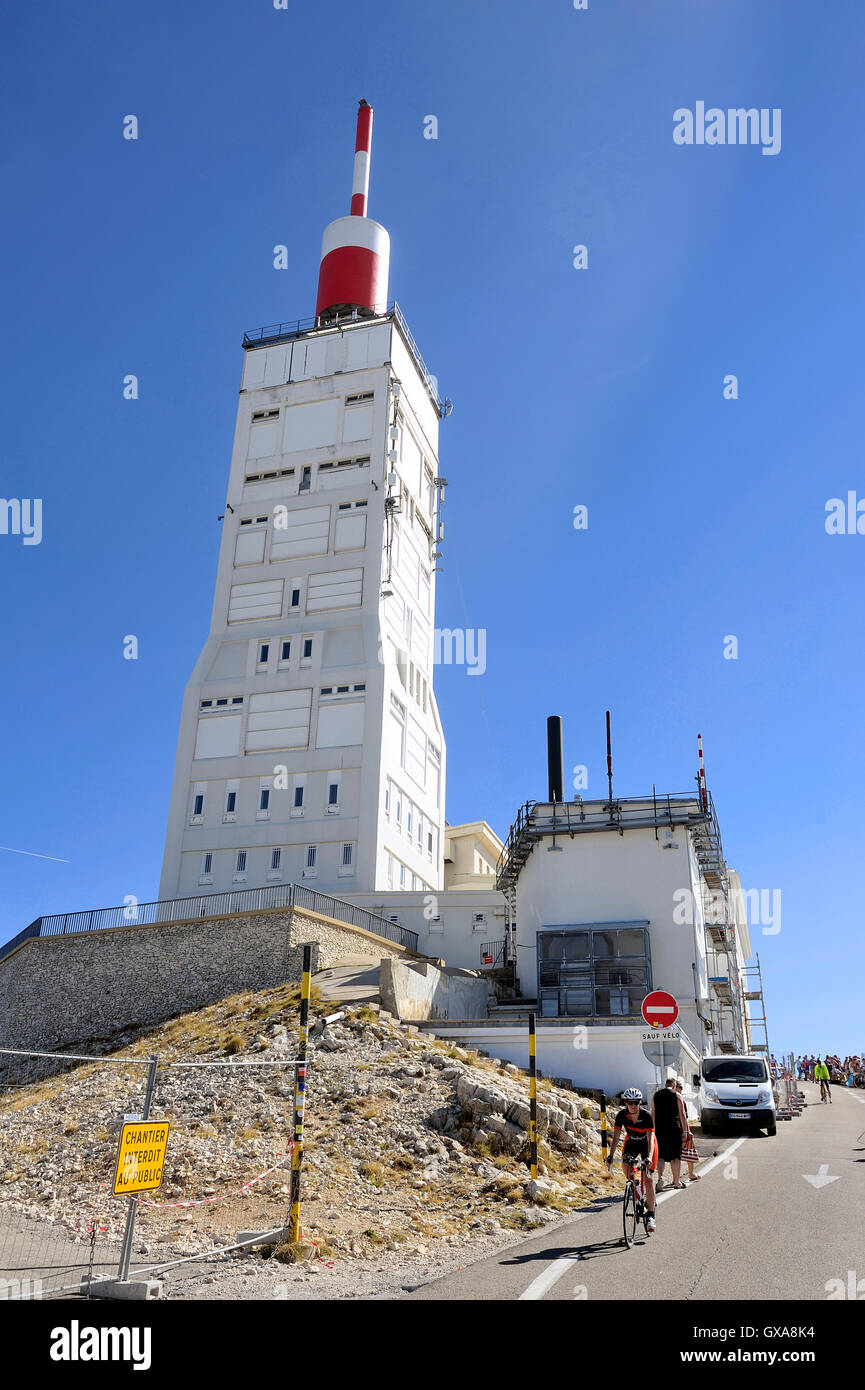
[0,880,418,965]
[0,1046,314,1299]
[0,1049,156,1298]
[775,1074,806,1121]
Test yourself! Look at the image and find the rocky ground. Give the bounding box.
[0,979,625,1298]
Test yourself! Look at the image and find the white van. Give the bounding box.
[695,1054,776,1136]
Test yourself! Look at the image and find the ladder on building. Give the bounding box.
[740,953,771,1058]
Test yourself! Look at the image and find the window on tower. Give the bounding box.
[299,466,311,492]
[193,794,204,817]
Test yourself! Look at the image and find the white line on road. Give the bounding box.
[517,1219,586,1301]
[518,1137,748,1301]
[686,1135,749,1180]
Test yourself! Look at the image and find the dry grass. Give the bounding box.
[360,1161,385,1188]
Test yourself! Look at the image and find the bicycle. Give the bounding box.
[621,1155,655,1248]
[819,1078,831,1104]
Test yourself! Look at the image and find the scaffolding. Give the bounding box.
[690,796,746,1054]
[740,954,771,1058]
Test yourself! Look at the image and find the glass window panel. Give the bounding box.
[617,928,646,956]
[594,961,647,987]
[563,988,592,1016]
[539,990,559,1018]
[592,930,617,958]
[562,932,589,961]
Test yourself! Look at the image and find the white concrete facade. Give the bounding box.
[159,312,447,900]
[331,883,507,971]
[509,797,751,1054]
[443,821,502,888]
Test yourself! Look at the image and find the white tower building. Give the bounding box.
[159,102,447,901]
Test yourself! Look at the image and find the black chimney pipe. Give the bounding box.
[547,715,564,803]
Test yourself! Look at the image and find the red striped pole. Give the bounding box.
[606,710,613,804]
[697,734,708,811]
[350,100,373,216]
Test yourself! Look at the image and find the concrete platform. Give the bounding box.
[313,958,382,1004]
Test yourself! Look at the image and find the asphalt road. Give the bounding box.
[403,1083,865,1301]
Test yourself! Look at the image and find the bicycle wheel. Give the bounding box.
[622,1181,637,1248]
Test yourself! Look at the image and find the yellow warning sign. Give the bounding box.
[112,1121,171,1196]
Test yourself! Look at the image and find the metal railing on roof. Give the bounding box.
[495,794,710,893]
[0,882,418,964]
[241,300,446,418]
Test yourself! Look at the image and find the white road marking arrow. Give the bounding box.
[803,1164,840,1189]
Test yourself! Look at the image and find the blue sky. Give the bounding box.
[1,0,862,1058]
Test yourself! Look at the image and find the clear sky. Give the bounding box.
[1,0,862,1059]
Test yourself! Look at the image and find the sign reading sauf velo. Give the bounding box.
[112,1121,171,1196]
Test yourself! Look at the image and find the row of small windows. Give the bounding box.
[385,853,432,893]
[199,842,355,884]
[251,395,371,421]
[190,773,348,824]
[245,457,370,487]
[257,637,313,667]
[383,779,437,861]
[200,696,244,710]
[388,694,441,769]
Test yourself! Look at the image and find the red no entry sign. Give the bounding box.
[641,990,678,1028]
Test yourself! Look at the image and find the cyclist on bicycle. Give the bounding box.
[606,1087,658,1234]
[814,1058,832,1103]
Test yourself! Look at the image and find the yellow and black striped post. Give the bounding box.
[528,1012,538,1180]
[287,943,312,1245]
[599,1091,608,1163]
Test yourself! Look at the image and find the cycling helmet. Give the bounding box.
[622,1087,643,1102]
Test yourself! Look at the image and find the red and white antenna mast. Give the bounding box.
[697,733,709,812]
[350,100,373,216]
[316,100,391,321]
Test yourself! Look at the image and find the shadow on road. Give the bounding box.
[499,1234,631,1267]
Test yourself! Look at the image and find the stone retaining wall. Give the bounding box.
[0,906,411,1054]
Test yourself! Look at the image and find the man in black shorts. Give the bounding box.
[606,1086,657,1233]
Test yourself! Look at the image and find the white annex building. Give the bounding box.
[160,102,449,903]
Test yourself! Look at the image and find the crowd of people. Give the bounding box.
[794,1053,864,1085]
